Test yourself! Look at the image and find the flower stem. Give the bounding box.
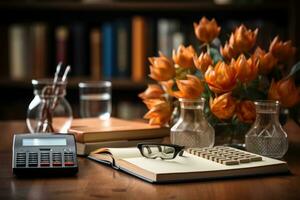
[206,43,211,56]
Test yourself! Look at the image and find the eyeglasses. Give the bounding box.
[137,143,184,160]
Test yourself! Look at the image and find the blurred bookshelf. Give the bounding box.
[0,0,298,120]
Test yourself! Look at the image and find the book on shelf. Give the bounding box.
[31,23,48,79]
[157,19,182,57]
[88,147,289,183]
[9,24,30,80]
[69,117,169,143]
[102,21,117,79]
[90,28,102,80]
[131,16,147,82]
[55,26,69,65]
[116,19,131,78]
[71,23,88,76]
[77,137,163,156]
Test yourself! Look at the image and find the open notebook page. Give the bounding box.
[122,151,287,174]
[104,147,141,159]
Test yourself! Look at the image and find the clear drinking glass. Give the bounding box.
[245,100,288,158]
[78,81,112,119]
[170,98,215,148]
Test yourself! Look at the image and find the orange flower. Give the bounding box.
[172,45,196,68]
[193,52,213,73]
[193,17,221,43]
[173,75,204,99]
[229,24,258,53]
[210,93,236,120]
[143,99,172,126]
[236,100,256,123]
[138,84,165,100]
[268,79,280,101]
[220,42,238,61]
[234,54,258,83]
[253,47,278,74]
[277,79,300,107]
[149,52,175,81]
[205,61,237,94]
[269,78,300,108]
[269,36,296,62]
[161,79,175,96]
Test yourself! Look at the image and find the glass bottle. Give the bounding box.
[26,79,73,133]
[170,98,215,148]
[245,100,288,158]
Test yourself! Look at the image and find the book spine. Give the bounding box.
[102,22,116,79]
[31,23,48,79]
[90,28,102,80]
[157,19,181,57]
[131,16,147,82]
[72,23,88,76]
[55,26,69,65]
[9,24,28,80]
[116,19,131,78]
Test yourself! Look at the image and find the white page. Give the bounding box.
[108,147,141,159]
[123,152,287,174]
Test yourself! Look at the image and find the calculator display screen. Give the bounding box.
[22,138,67,146]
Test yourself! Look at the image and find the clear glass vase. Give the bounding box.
[170,98,215,148]
[26,79,73,133]
[245,100,288,158]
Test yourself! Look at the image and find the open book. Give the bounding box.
[88,147,289,183]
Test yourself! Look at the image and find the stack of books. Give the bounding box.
[69,117,170,155]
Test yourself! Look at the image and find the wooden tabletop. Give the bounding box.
[1,120,300,200]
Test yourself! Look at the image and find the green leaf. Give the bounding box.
[209,47,223,64]
[287,61,300,78]
[175,67,189,80]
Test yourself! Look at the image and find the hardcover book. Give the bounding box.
[72,23,88,76]
[131,16,147,82]
[69,117,169,143]
[90,28,102,80]
[102,21,116,78]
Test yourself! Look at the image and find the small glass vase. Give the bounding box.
[26,79,73,133]
[245,100,288,158]
[170,98,215,148]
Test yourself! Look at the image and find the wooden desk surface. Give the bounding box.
[1,120,300,200]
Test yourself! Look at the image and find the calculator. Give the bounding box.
[12,133,78,176]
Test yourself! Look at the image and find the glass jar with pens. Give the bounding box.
[26,64,72,133]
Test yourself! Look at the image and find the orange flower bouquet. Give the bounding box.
[139,17,300,143]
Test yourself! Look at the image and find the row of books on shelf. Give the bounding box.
[0,16,284,82]
[0,16,186,82]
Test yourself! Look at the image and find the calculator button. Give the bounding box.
[64,152,75,166]
[40,152,50,167]
[28,152,38,167]
[16,153,26,167]
[64,161,74,166]
[53,162,62,166]
[52,152,62,167]
[40,162,50,167]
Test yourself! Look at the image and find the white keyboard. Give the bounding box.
[187,146,262,165]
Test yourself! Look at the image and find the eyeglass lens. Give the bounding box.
[141,145,176,159]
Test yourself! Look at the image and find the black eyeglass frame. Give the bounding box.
[137,143,185,160]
